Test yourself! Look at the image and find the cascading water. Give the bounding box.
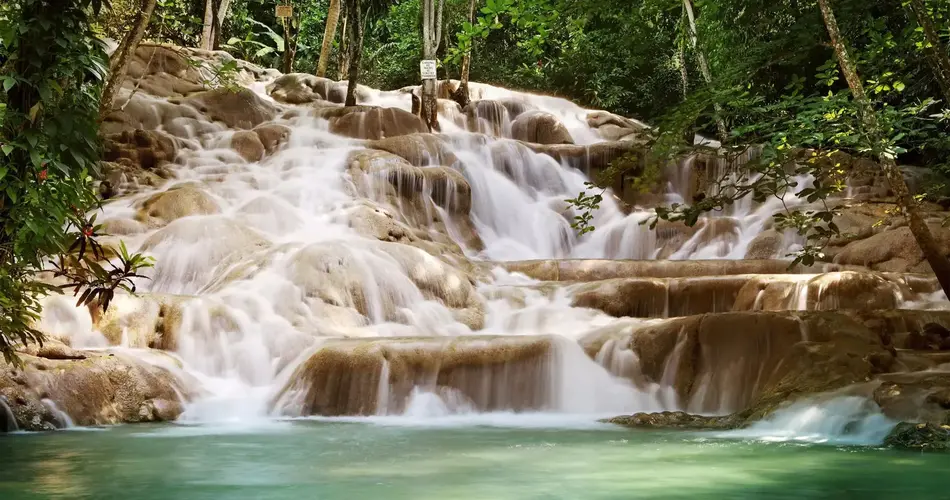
[36,52,946,434]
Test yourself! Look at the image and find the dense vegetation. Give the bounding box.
[1,0,950,360]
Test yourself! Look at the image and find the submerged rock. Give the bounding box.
[603,411,740,430]
[884,422,950,451]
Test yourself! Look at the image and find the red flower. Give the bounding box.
[83,226,93,238]
[38,169,47,181]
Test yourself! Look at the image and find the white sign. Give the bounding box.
[420,60,438,80]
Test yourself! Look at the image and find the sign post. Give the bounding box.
[276,4,293,18]
[420,60,438,80]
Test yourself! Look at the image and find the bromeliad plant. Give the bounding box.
[0,0,153,364]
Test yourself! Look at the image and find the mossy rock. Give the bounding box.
[884,422,950,451]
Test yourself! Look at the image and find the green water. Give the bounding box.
[1,419,948,499]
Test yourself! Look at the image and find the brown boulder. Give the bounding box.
[104,129,178,171]
[0,348,191,430]
[328,107,429,140]
[253,123,291,155]
[231,130,266,162]
[511,110,574,145]
[834,222,950,272]
[266,73,335,104]
[367,133,458,167]
[179,88,278,129]
[135,184,220,227]
[744,229,784,260]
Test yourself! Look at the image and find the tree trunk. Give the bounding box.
[819,0,950,298]
[99,0,157,119]
[421,0,444,130]
[337,10,349,81]
[200,0,215,50]
[450,0,477,108]
[344,0,362,106]
[908,0,950,104]
[316,0,341,77]
[281,7,297,74]
[683,0,727,144]
[212,0,233,49]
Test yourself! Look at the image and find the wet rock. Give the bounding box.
[253,123,291,155]
[367,133,458,167]
[135,184,221,226]
[0,349,191,430]
[267,73,335,104]
[275,336,553,416]
[328,107,429,140]
[580,311,914,416]
[504,259,859,282]
[834,222,950,272]
[179,88,278,129]
[603,411,740,430]
[744,229,784,260]
[123,44,206,98]
[874,372,950,425]
[231,130,266,162]
[104,129,179,171]
[511,110,573,145]
[464,100,512,136]
[884,422,950,451]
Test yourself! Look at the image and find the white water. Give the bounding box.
[713,396,897,446]
[36,64,941,436]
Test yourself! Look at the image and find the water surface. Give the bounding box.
[1,418,946,499]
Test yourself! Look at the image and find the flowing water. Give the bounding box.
[8,64,950,496]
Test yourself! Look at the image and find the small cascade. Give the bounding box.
[714,396,897,445]
[0,396,18,432]
[41,399,75,429]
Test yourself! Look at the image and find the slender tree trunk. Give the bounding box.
[281,7,297,74]
[212,0,232,49]
[99,0,157,119]
[316,0,341,77]
[344,0,362,106]
[683,0,727,144]
[337,10,349,81]
[450,0,477,108]
[200,0,215,50]
[908,0,950,104]
[819,0,950,297]
[421,0,444,130]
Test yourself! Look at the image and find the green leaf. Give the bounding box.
[2,77,13,91]
[1,144,12,155]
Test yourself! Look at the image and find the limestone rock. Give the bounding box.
[275,336,552,416]
[579,310,932,416]
[267,73,335,104]
[511,110,573,145]
[231,130,266,162]
[833,221,950,272]
[253,123,291,155]
[179,88,278,129]
[464,100,512,136]
[135,184,221,227]
[367,133,458,167]
[744,229,784,260]
[104,129,179,171]
[328,107,429,140]
[0,349,191,430]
